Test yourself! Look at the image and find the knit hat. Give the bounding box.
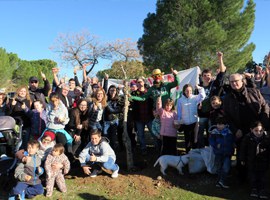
[43,130,55,141]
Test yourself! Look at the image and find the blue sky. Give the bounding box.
[0,0,269,78]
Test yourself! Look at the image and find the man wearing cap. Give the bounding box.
[28,71,51,106]
[130,68,180,108]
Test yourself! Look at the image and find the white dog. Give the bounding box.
[154,155,189,175]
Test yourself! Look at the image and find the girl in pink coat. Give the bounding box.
[156,96,178,155]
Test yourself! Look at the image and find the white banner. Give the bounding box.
[107,66,201,101]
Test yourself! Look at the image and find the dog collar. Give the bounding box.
[176,156,184,168]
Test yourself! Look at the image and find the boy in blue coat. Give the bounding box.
[209,117,234,189]
[9,140,44,200]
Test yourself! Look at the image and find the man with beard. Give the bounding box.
[129,68,180,109]
[28,72,51,107]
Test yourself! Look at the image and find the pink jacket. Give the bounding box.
[157,98,178,137]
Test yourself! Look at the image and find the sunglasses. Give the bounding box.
[31,81,38,83]
[152,74,162,78]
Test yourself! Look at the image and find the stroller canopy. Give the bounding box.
[0,116,16,130]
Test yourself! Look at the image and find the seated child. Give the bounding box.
[240,121,270,199]
[79,129,119,178]
[38,130,56,161]
[9,140,44,200]
[209,117,234,189]
[45,143,70,197]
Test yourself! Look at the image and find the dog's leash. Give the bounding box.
[176,156,185,168]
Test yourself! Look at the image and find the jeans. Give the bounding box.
[197,117,209,147]
[86,155,118,171]
[10,182,44,198]
[135,120,155,150]
[215,154,231,183]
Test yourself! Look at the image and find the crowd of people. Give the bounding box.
[1,52,270,199]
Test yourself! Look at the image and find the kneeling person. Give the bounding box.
[79,130,119,178]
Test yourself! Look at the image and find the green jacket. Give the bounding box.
[130,74,180,108]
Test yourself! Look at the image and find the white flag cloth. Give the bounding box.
[106,66,201,101]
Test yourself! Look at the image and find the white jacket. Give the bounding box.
[177,88,205,125]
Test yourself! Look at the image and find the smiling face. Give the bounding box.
[18,87,27,98]
[91,134,101,145]
[251,125,264,138]
[78,100,88,112]
[229,74,243,91]
[184,86,193,98]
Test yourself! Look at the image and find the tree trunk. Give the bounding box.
[122,81,134,170]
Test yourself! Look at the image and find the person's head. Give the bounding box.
[152,69,164,84]
[130,81,137,91]
[229,73,244,91]
[15,86,30,100]
[29,76,39,91]
[182,84,193,98]
[164,98,175,112]
[77,99,88,112]
[61,84,70,96]
[201,69,212,85]
[91,77,99,85]
[74,86,83,97]
[210,96,222,109]
[250,121,264,138]
[68,78,76,90]
[0,92,6,105]
[49,92,60,108]
[95,88,106,102]
[90,129,102,145]
[216,117,227,131]
[33,100,44,112]
[92,84,99,94]
[51,143,64,156]
[108,85,118,99]
[136,77,145,89]
[27,140,40,155]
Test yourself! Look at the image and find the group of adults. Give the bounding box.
[0,52,270,167]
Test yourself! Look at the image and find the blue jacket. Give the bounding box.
[209,125,234,156]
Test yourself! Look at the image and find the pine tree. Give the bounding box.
[138,0,255,73]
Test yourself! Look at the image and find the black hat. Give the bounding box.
[29,76,39,82]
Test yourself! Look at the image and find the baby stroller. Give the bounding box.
[0,116,23,176]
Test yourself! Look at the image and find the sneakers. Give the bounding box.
[250,188,258,198]
[259,190,268,199]
[111,165,119,178]
[89,169,102,178]
[216,181,229,189]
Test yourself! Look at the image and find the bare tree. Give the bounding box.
[50,30,111,75]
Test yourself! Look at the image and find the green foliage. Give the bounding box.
[0,47,56,90]
[97,60,149,79]
[12,59,56,87]
[0,48,15,87]
[138,0,255,73]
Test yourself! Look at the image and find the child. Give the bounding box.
[156,96,178,155]
[79,129,119,178]
[240,121,270,199]
[45,143,70,197]
[177,84,205,153]
[208,96,225,127]
[22,100,47,140]
[9,140,44,200]
[209,117,234,189]
[152,110,162,153]
[38,130,56,161]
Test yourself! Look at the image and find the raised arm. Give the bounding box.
[217,52,226,73]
